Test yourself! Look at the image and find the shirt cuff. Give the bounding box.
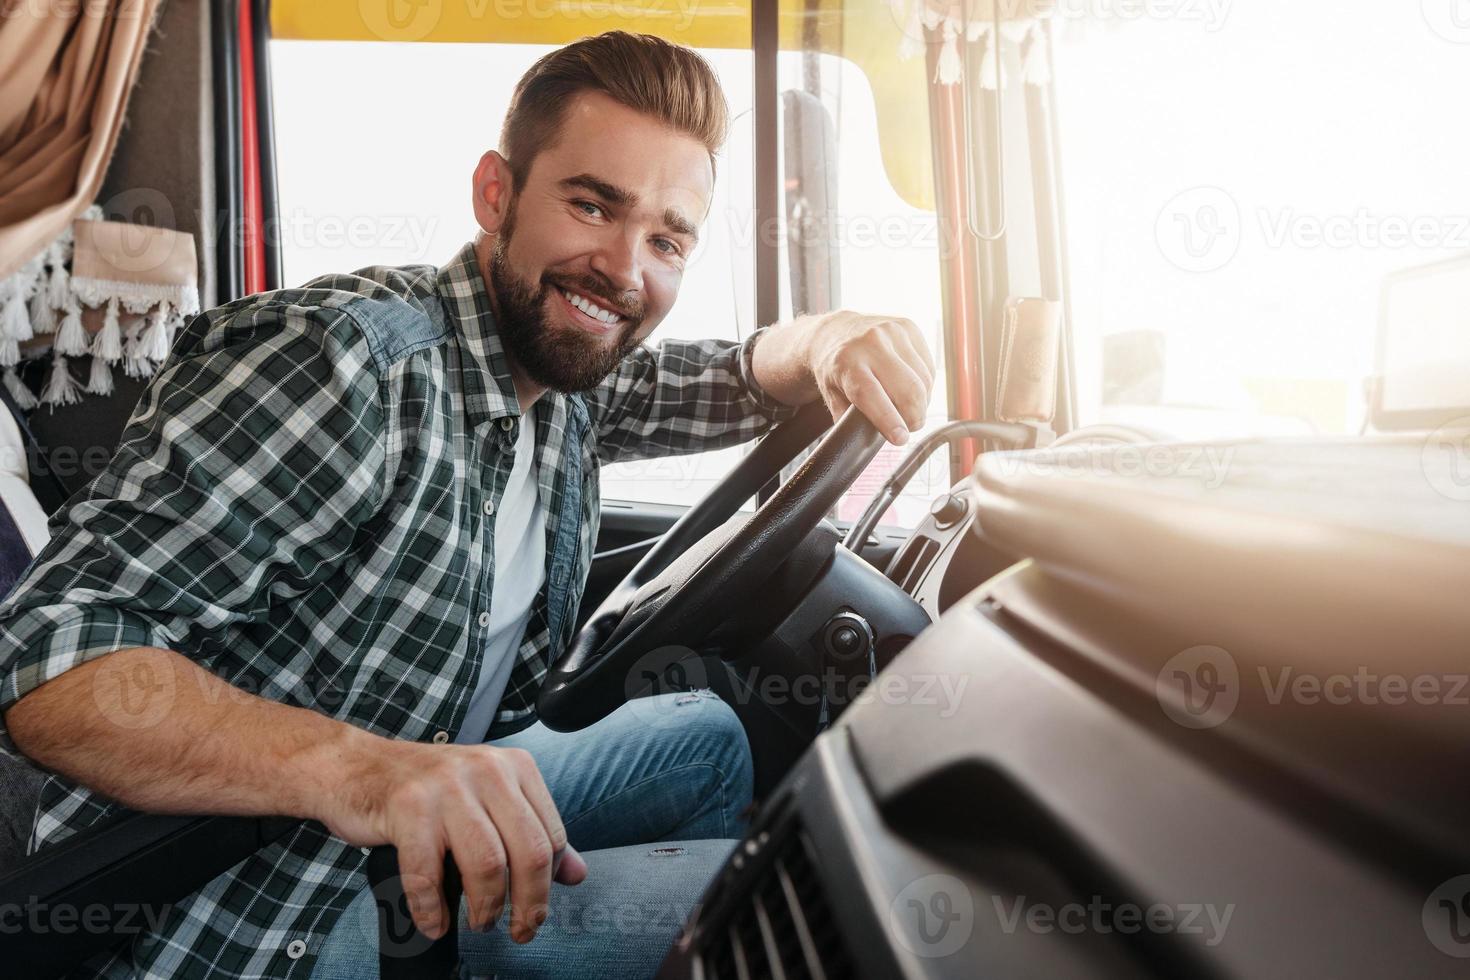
[0,605,175,761]
[738,327,803,424]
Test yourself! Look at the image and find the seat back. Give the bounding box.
[0,388,52,873]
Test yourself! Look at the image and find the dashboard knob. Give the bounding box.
[929,492,969,529]
[822,612,874,662]
[831,625,863,657]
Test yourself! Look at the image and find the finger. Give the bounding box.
[868,355,930,431]
[444,800,508,932]
[396,832,448,940]
[513,752,569,860]
[841,367,910,445]
[891,330,935,393]
[893,318,936,377]
[482,782,555,943]
[555,844,589,886]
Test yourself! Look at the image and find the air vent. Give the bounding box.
[886,534,940,594]
[699,828,855,980]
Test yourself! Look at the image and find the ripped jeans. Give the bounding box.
[311,691,752,980]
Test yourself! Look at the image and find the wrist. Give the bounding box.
[751,316,820,407]
[296,719,393,832]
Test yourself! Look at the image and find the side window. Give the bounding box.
[269,39,947,524]
[268,41,755,507]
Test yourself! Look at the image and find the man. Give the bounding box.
[0,31,933,979]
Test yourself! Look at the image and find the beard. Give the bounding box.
[488,222,646,394]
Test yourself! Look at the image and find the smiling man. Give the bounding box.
[0,32,932,980]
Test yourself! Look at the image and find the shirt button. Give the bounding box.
[286,939,307,960]
[482,499,495,516]
[478,611,491,628]
[499,417,515,432]
[432,730,449,744]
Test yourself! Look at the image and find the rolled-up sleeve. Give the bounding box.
[585,328,801,464]
[0,301,386,758]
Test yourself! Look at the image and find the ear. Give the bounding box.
[472,150,515,235]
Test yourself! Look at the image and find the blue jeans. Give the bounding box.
[311,690,751,980]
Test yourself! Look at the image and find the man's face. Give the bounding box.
[479,91,714,393]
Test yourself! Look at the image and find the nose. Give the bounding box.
[588,229,643,298]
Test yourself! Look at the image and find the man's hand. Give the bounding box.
[751,310,935,445]
[318,735,588,944]
[8,647,587,946]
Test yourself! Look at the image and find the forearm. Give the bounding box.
[5,645,370,824]
[589,335,803,462]
[749,314,822,407]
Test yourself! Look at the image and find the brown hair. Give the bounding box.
[499,31,728,189]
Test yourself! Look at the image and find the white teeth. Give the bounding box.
[561,288,621,325]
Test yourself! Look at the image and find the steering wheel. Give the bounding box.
[536,404,886,732]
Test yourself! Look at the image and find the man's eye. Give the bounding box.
[574,200,605,219]
[653,238,682,256]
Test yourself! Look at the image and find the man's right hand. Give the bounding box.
[5,646,587,946]
[316,736,588,943]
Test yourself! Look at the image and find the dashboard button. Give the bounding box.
[930,492,969,529]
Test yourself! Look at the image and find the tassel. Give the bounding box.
[3,366,38,411]
[54,298,90,356]
[1022,23,1051,86]
[3,283,32,343]
[977,25,1005,91]
[142,300,173,362]
[40,353,81,409]
[898,1,926,60]
[123,310,152,377]
[936,16,963,85]
[86,355,114,396]
[44,242,70,311]
[28,283,56,335]
[0,337,17,367]
[92,297,123,361]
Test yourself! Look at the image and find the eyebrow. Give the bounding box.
[662,207,699,241]
[560,173,700,243]
[560,173,635,207]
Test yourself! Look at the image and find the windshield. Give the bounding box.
[1052,4,1470,437]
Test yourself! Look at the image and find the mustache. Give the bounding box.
[544,273,645,324]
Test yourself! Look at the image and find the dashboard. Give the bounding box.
[659,432,1467,979]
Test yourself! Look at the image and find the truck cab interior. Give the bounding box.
[2,2,1469,978]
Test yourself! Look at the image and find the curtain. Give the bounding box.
[0,0,163,280]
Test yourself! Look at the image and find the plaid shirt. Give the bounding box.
[0,241,796,978]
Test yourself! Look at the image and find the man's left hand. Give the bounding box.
[752,310,936,445]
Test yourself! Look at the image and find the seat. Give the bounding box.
[0,387,53,872]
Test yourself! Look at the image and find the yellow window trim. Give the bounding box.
[270,0,936,210]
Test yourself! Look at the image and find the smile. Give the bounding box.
[557,287,625,333]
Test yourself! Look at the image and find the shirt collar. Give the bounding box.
[435,240,521,430]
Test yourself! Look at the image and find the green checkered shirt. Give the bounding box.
[0,241,795,978]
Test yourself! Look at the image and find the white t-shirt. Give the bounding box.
[455,417,547,744]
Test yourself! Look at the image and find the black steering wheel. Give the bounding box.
[536,405,886,732]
